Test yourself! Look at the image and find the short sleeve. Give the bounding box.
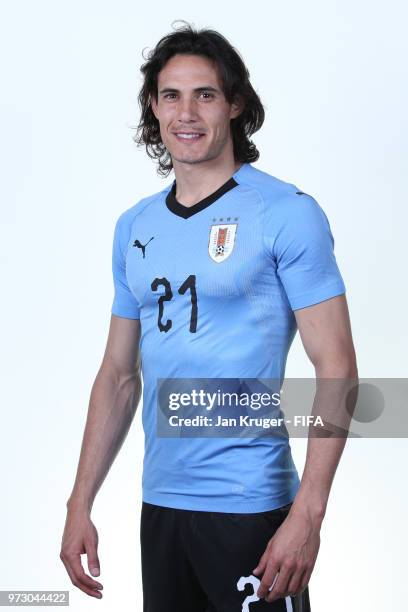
[111,212,140,319]
[270,193,346,311]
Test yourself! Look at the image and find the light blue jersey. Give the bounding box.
[111,162,346,512]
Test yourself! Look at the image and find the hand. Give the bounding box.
[60,506,103,599]
[252,504,321,603]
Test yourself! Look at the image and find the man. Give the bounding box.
[60,22,357,612]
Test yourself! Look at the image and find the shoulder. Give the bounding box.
[237,163,298,200]
[114,183,172,231]
[241,165,329,231]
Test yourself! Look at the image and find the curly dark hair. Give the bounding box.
[132,20,265,177]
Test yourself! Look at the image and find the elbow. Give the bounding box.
[314,350,358,379]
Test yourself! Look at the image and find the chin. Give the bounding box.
[171,152,211,165]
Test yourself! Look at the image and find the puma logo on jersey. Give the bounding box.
[133,237,154,258]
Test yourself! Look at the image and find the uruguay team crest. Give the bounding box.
[208,223,238,263]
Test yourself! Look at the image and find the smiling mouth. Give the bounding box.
[173,132,205,142]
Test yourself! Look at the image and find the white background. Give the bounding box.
[1,1,407,610]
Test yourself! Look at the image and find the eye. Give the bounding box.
[164,93,177,100]
[199,92,214,99]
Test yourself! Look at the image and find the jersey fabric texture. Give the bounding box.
[111,162,346,513]
[141,501,311,612]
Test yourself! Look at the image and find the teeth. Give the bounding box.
[176,133,202,139]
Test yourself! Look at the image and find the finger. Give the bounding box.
[265,565,291,603]
[75,554,104,590]
[61,555,103,599]
[64,553,103,592]
[252,549,269,577]
[300,566,313,592]
[286,566,305,596]
[85,541,101,577]
[256,561,279,599]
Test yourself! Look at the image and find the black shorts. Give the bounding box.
[140,501,311,612]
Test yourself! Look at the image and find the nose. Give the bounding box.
[177,96,198,123]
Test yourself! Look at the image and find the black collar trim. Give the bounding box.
[165,176,239,219]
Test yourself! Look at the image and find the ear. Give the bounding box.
[151,94,159,119]
[230,95,244,120]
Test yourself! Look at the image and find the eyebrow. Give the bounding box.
[158,86,220,95]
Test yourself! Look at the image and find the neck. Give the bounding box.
[172,156,243,207]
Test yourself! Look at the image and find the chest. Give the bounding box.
[127,207,275,306]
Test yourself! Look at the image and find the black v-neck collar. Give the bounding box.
[165,175,239,219]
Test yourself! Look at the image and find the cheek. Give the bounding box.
[212,117,231,140]
[160,121,174,143]
[156,107,173,131]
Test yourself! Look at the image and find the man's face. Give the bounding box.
[151,54,242,165]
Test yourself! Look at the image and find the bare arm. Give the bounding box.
[66,314,142,512]
[60,315,142,598]
[290,293,358,519]
[255,294,358,601]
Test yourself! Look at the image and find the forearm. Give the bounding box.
[292,436,347,526]
[66,366,142,514]
[291,362,358,524]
